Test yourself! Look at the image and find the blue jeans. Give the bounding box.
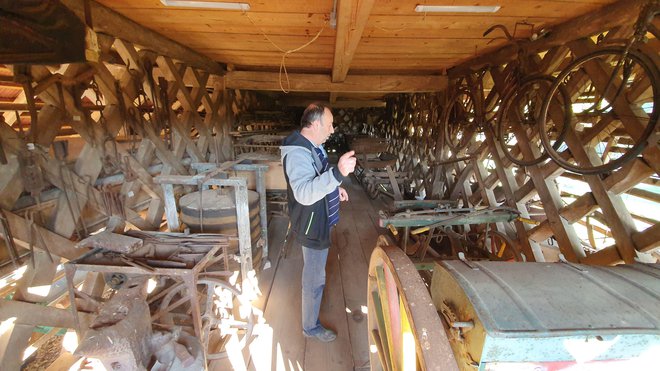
[301,245,329,336]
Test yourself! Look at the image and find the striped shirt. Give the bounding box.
[314,147,340,227]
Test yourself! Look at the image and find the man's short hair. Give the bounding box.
[300,102,330,128]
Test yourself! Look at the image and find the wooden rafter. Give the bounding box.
[332,0,376,82]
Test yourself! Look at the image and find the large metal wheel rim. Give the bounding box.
[157,276,255,360]
[367,242,459,371]
[538,47,659,175]
[497,76,570,167]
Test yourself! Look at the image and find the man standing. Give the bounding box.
[280,103,356,342]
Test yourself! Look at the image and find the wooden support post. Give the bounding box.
[255,167,269,266]
[161,183,179,232]
[508,113,585,261]
[559,125,639,263]
[484,135,541,262]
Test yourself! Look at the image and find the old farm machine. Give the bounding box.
[367,233,660,370]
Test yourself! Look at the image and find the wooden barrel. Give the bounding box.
[179,189,261,246]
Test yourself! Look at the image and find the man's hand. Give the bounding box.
[338,186,349,201]
[338,150,357,177]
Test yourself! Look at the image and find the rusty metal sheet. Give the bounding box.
[438,261,660,334]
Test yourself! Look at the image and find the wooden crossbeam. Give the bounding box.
[0,20,235,369]
[632,222,660,253]
[510,108,585,262]
[1,91,26,126]
[225,71,447,93]
[2,209,82,261]
[157,57,212,163]
[528,159,653,242]
[447,163,473,201]
[583,219,659,265]
[282,97,387,108]
[484,135,540,261]
[483,63,583,261]
[561,129,639,262]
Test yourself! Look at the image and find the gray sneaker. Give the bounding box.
[304,327,337,342]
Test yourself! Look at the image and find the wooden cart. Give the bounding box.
[350,136,408,200]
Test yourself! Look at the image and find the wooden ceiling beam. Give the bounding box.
[225,71,446,93]
[282,97,386,109]
[60,0,224,75]
[449,0,646,77]
[332,0,375,82]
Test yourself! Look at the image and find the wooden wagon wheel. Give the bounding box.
[478,229,523,262]
[156,276,255,360]
[366,181,380,199]
[367,241,459,371]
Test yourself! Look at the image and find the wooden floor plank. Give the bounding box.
[210,214,290,371]
[253,215,290,313]
[304,241,353,371]
[335,207,372,370]
[345,175,381,215]
[262,243,306,370]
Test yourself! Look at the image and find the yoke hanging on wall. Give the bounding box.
[0,0,86,64]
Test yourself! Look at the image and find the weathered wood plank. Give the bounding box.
[12,251,61,303]
[0,300,83,328]
[0,322,33,370]
[226,71,447,93]
[528,159,652,242]
[632,223,660,253]
[334,207,372,370]
[332,0,376,82]
[304,242,354,371]
[2,209,83,261]
[261,242,306,370]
